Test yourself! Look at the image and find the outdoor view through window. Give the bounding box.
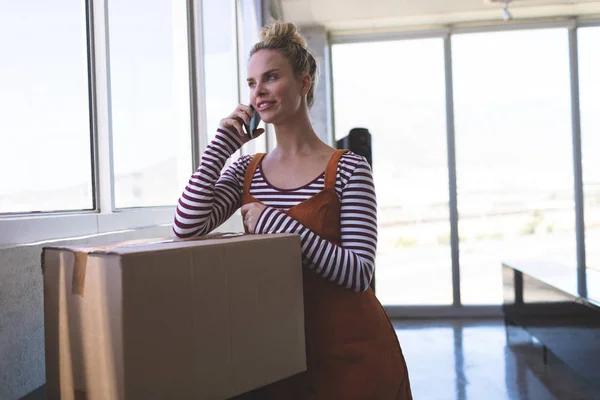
[0,2,93,213]
[109,0,192,208]
[579,26,600,273]
[332,27,595,305]
[333,38,452,305]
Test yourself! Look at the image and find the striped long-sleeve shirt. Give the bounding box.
[173,127,378,292]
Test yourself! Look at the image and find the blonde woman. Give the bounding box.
[174,21,412,400]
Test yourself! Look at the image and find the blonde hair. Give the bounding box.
[250,21,319,108]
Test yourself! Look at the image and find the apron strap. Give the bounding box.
[243,153,267,196]
[324,149,346,190]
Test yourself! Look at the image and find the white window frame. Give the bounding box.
[0,0,268,246]
[329,15,600,315]
[0,0,209,246]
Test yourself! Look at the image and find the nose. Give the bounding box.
[253,80,268,98]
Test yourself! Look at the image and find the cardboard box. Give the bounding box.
[42,233,305,400]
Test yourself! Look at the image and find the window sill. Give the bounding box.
[0,208,245,247]
[0,208,176,247]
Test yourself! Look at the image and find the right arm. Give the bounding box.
[173,126,250,238]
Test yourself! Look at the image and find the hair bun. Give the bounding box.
[260,21,307,48]
[251,20,319,108]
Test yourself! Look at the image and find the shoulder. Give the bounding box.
[228,154,254,169]
[340,150,369,164]
[334,151,373,194]
[236,154,255,165]
[338,151,372,176]
[223,154,254,178]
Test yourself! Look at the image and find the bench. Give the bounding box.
[502,261,600,391]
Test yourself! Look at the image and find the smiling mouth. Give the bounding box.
[257,101,274,111]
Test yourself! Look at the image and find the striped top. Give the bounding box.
[173,127,378,292]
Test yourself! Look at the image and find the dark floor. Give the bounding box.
[22,319,599,400]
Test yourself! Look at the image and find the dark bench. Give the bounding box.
[503,261,600,391]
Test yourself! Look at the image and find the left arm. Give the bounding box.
[252,158,377,292]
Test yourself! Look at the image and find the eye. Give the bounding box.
[248,81,256,88]
[267,74,276,81]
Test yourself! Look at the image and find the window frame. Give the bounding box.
[330,16,600,314]
[3,3,598,255]
[0,0,266,246]
[0,0,211,246]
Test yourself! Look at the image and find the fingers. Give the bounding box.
[241,203,263,233]
[235,107,252,125]
[220,104,254,138]
[244,215,254,232]
[241,205,254,232]
[240,204,250,217]
[220,117,245,137]
[238,104,253,118]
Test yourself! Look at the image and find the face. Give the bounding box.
[247,49,309,124]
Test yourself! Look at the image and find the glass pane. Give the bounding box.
[332,39,452,305]
[453,29,575,305]
[579,27,600,272]
[0,1,93,213]
[237,0,266,154]
[203,0,238,142]
[108,0,192,208]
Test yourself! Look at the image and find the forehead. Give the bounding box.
[247,49,292,77]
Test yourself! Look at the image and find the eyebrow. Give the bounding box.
[247,69,280,82]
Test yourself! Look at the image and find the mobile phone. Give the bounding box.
[244,105,261,139]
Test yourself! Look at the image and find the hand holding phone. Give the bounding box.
[244,105,261,139]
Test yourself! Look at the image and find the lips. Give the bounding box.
[256,101,275,111]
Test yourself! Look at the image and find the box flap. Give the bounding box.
[101,233,297,255]
[42,233,299,297]
[41,232,245,254]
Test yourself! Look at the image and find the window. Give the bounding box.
[202,0,239,142]
[453,28,575,304]
[108,0,192,208]
[332,39,452,305]
[579,26,600,271]
[0,1,93,213]
[237,0,266,154]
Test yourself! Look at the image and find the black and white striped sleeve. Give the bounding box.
[254,156,378,292]
[173,126,251,238]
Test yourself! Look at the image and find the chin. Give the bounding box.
[258,110,279,125]
[261,107,293,126]
[258,114,273,125]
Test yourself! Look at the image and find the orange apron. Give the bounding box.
[242,150,412,399]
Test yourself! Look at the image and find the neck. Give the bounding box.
[272,107,322,158]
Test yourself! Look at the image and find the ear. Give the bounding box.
[300,74,311,97]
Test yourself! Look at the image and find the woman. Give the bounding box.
[173,21,412,399]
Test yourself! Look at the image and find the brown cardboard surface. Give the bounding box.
[42,233,305,400]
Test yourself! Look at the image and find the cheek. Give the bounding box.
[281,86,301,105]
[271,82,301,109]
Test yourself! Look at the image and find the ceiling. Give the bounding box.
[276,0,600,31]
